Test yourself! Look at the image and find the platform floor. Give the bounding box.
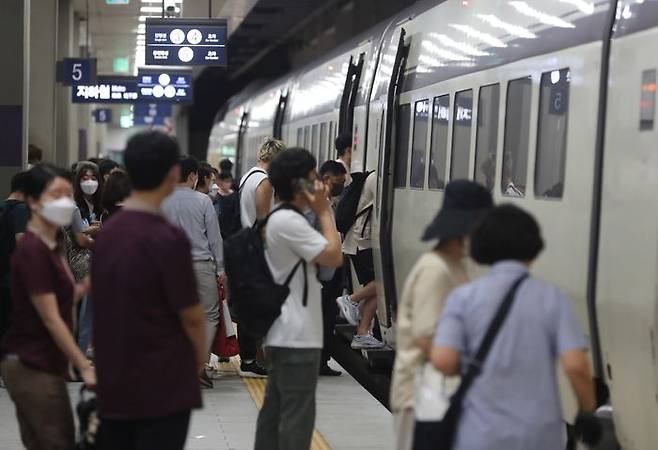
[0,358,393,450]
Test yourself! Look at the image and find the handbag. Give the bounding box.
[414,362,460,422]
[412,274,528,450]
[212,280,240,358]
[76,385,99,450]
[65,228,91,282]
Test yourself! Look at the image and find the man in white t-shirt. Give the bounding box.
[235,138,285,378]
[254,148,342,450]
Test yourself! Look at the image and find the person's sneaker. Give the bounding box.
[319,363,342,376]
[351,334,385,350]
[199,370,214,389]
[218,357,231,363]
[336,295,359,326]
[239,360,268,378]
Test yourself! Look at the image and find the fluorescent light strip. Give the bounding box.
[430,33,489,56]
[477,14,537,39]
[449,24,507,48]
[421,40,473,62]
[508,1,576,28]
[558,0,595,14]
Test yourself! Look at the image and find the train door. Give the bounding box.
[272,91,288,140]
[368,26,409,337]
[235,111,249,178]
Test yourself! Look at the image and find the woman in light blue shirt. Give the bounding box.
[431,205,599,450]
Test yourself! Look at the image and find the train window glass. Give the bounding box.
[640,69,656,131]
[303,125,310,149]
[311,124,319,157]
[394,103,411,188]
[535,69,570,199]
[474,83,500,191]
[328,121,334,158]
[410,99,430,189]
[297,128,303,146]
[450,89,473,180]
[320,123,328,164]
[428,95,449,190]
[502,76,532,197]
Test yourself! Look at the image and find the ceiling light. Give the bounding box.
[509,1,576,28]
[477,14,537,39]
[140,6,180,13]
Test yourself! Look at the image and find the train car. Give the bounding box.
[208,0,658,447]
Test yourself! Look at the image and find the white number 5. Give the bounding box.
[72,63,83,81]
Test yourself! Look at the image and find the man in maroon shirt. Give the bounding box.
[92,131,206,450]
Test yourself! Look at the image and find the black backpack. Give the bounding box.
[335,171,374,234]
[216,192,241,239]
[0,201,20,281]
[223,203,308,339]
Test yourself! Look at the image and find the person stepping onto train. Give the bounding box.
[431,205,601,450]
[390,180,493,450]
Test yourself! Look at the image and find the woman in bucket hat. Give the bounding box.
[390,180,493,450]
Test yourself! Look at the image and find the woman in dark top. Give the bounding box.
[1,164,96,450]
[100,170,132,222]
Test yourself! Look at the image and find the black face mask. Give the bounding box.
[330,184,344,197]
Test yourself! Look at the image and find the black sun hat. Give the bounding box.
[422,180,493,241]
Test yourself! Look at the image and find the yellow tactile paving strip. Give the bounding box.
[226,358,331,450]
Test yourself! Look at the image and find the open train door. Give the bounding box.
[368,25,409,341]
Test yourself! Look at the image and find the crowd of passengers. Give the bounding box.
[0,133,602,450]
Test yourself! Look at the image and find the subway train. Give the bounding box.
[208,0,658,447]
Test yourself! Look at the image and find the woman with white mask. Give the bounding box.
[1,164,96,450]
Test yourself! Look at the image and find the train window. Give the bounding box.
[535,69,570,199]
[450,89,473,180]
[410,99,430,189]
[428,95,449,190]
[474,83,500,191]
[394,103,411,188]
[311,124,319,157]
[640,69,656,131]
[320,122,328,164]
[502,76,532,197]
[303,125,310,149]
[297,128,303,146]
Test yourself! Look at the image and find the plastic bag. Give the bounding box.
[212,280,240,357]
[414,362,460,421]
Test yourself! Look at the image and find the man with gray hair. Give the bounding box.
[235,137,285,378]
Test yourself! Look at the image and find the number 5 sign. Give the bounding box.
[59,58,97,86]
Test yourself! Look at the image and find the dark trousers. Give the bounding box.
[98,410,191,450]
[320,267,343,364]
[254,347,321,450]
[0,286,12,356]
[238,321,257,361]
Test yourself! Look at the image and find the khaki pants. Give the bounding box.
[193,260,220,354]
[1,357,75,450]
[394,408,415,450]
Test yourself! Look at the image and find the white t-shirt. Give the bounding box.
[239,167,268,228]
[343,171,376,255]
[264,208,328,349]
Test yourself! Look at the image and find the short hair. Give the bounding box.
[258,138,285,163]
[101,171,132,213]
[23,164,70,202]
[179,156,200,183]
[335,133,352,157]
[268,148,317,201]
[98,159,119,178]
[218,171,233,181]
[124,131,180,191]
[319,160,347,177]
[27,145,43,164]
[470,204,544,265]
[10,171,30,194]
[219,158,233,173]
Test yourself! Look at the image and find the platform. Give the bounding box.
[0,358,392,450]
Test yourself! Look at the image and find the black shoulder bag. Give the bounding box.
[413,274,528,450]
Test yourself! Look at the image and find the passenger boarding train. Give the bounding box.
[208,0,658,447]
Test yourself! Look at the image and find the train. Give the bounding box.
[208,0,658,447]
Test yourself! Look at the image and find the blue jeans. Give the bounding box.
[78,294,93,354]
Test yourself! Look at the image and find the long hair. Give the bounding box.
[73,161,102,222]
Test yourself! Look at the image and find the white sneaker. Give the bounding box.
[351,334,384,350]
[336,295,359,326]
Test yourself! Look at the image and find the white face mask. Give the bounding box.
[40,197,77,227]
[209,183,219,198]
[80,179,99,195]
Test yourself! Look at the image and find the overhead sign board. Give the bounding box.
[134,103,172,117]
[145,18,227,66]
[137,70,192,103]
[93,109,113,123]
[134,115,168,126]
[61,58,97,86]
[72,77,138,104]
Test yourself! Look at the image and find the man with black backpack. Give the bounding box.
[0,171,30,378]
[247,148,342,450]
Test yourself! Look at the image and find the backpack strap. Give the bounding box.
[283,259,308,307]
[238,169,267,193]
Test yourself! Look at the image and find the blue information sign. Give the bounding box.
[145,18,227,66]
[134,103,172,117]
[137,70,192,103]
[72,77,139,104]
[62,58,97,85]
[134,115,168,126]
[93,109,112,123]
